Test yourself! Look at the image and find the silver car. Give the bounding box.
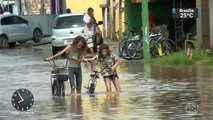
[51,13,85,55]
[0,14,43,48]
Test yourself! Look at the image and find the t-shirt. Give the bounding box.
[83,13,93,36]
[95,53,119,76]
[67,49,81,68]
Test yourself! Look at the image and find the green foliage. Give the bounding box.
[197,57,213,65]
[112,30,125,41]
[147,50,212,66]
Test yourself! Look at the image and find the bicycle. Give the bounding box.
[45,59,68,96]
[124,35,143,60]
[118,22,142,59]
[125,25,177,59]
[84,62,108,94]
[92,20,104,53]
[125,32,162,59]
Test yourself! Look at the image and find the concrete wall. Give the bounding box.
[22,14,57,36]
[209,0,213,49]
[66,0,125,39]
[24,0,51,14]
[197,0,213,49]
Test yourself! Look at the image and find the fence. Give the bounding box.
[22,14,57,36]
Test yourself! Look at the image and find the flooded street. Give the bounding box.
[0,41,213,120]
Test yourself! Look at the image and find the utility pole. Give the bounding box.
[40,0,45,14]
[142,0,151,59]
[112,0,116,38]
[7,0,9,11]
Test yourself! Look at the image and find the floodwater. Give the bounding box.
[0,42,213,120]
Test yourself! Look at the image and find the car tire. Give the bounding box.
[52,46,58,55]
[18,41,27,44]
[8,42,16,48]
[97,35,104,45]
[33,29,42,43]
[0,36,8,48]
[93,35,98,53]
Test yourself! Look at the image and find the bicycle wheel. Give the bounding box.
[118,39,127,57]
[126,41,137,58]
[88,83,95,94]
[133,41,143,60]
[52,80,58,96]
[59,82,65,96]
[126,40,143,60]
[164,39,177,55]
[150,43,167,57]
[118,39,131,60]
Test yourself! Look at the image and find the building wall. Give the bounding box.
[66,0,125,38]
[66,0,103,23]
[24,0,51,14]
[125,1,173,37]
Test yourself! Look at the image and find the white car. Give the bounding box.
[51,13,85,55]
[0,14,43,48]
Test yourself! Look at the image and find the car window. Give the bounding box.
[1,16,27,25]
[55,15,84,29]
[12,16,28,24]
[1,16,14,25]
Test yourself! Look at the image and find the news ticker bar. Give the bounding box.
[172,8,199,18]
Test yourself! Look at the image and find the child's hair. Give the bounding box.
[72,35,87,51]
[98,43,111,58]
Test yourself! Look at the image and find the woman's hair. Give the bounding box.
[98,43,111,58]
[72,35,87,51]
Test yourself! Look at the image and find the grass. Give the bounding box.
[146,49,213,66]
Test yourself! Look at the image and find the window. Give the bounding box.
[1,16,14,25]
[12,16,27,24]
[1,16,27,25]
[55,15,84,29]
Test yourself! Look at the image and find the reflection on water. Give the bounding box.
[0,46,213,120]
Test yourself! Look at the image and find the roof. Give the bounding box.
[57,13,85,17]
[0,13,19,19]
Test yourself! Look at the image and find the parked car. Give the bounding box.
[51,13,85,55]
[0,14,43,48]
[51,13,104,55]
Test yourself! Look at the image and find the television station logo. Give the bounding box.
[172,8,199,18]
[185,103,199,114]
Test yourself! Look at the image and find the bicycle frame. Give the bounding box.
[124,25,176,59]
[45,59,68,96]
[149,32,168,57]
[85,72,100,94]
[85,62,109,94]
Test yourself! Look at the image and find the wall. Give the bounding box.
[209,0,213,49]
[22,14,57,36]
[24,0,51,14]
[125,1,173,38]
[66,0,103,25]
[125,0,142,31]
[66,0,125,38]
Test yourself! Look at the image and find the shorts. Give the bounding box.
[85,35,93,48]
[103,74,119,81]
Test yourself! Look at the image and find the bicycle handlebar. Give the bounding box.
[149,32,162,37]
[44,59,56,68]
[88,61,111,73]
